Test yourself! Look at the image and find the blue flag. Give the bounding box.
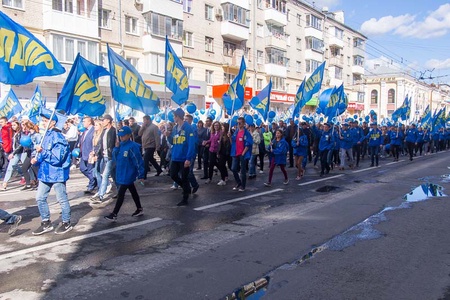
[292,77,306,118]
[0,89,23,119]
[56,54,109,117]
[28,85,43,123]
[392,96,410,122]
[223,57,246,115]
[107,45,160,115]
[165,37,189,105]
[249,79,271,121]
[433,107,446,131]
[115,102,132,121]
[0,11,65,85]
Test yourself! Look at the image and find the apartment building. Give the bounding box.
[7,0,443,120]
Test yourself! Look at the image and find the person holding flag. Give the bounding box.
[31,110,72,235]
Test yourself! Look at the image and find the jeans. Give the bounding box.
[95,157,113,197]
[231,155,248,189]
[249,154,258,176]
[36,181,71,223]
[369,145,380,166]
[3,152,27,183]
[0,208,18,224]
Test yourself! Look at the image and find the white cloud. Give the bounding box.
[425,58,450,70]
[360,4,450,39]
[360,15,416,36]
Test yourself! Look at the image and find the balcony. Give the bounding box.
[222,49,245,70]
[142,34,182,55]
[353,46,365,58]
[264,8,287,27]
[221,21,249,41]
[264,63,287,77]
[328,36,344,49]
[352,65,365,75]
[329,56,343,67]
[43,10,98,39]
[265,35,287,50]
[142,0,183,20]
[305,49,324,62]
[304,27,323,40]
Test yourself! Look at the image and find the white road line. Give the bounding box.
[194,189,284,211]
[0,217,163,260]
[386,159,405,165]
[352,166,377,173]
[297,174,344,186]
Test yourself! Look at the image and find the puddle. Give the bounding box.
[224,182,447,299]
[316,185,339,192]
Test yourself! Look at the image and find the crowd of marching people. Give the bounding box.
[1,109,449,236]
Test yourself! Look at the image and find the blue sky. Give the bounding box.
[312,0,450,84]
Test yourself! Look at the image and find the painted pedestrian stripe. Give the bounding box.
[194,189,284,211]
[0,217,163,260]
[298,174,344,186]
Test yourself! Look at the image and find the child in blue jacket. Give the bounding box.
[264,129,289,186]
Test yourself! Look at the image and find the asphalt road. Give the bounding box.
[0,150,449,300]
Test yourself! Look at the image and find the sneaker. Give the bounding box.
[54,222,73,234]
[105,184,112,194]
[8,215,22,236]
[217,180,226,186]
[21,185,32,191]
[295,176,302,181]
[170,185,179,190]
[104,213,117,222]
[264,182,271,187]
[91,196,104,204]
[192,185,199,194]
[32,221,54,235]
[19,177,26,185]
[111,193,118,199]
[132,208,144,217]
[205,179,211,184]
[259,170,264,174]
[232,184,241,191]
[238,187,245,192]
[283,179,289,185]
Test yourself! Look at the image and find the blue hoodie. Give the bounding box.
[319,129,334,151]
[389,129,404,146]
[271,137,289,165]
[340,128,352,149]
[360,128,382,147]
[405,127,419,143]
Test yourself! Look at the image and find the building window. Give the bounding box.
[334,67,342,79]
[52,0,74,12]
[2,0,23,9]
[305,59,320,73]
[144,12,183,40]
[306,14,322,30]
[257,0,263,8]
[285,34,290,46]
[205,70,214,84]
[151,53,165,75]
[183,0,192,13]
[296,37,301,50]
[126,57,139,69]
[266,48,287,66]
[257,78,263,90]
[334,27,343,39]
[99,52,107,68]
[99,9,111,29]
[87,42,97,64]
[77,41,86,57]
[296,14,301,26]
[354,37,364,48]
[223,73,236,84]
[53,35,97,63]
[205,4,214,21]
[388,89,395,103]
[65,38,75,62]
[183,31,193,47]
[296,61,301,73]
[266,0,286,13]
[125,16,138,35]
[371,90,378,104]
[223,41,236,57]
[353,55,364,66]
[257,50,263,64]
[221,3,250,27]
[272,76,285,91]
[185,67,193,79]
[357,92,365,103]
[257,23,264,37]
[205,37,214,52]
[305,36,323,52]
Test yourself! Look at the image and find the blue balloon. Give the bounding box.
[209,109,216,115]
[231,115,239,127]
[370,110,375,114]
[353,114,358,119]
[316,107,322,114]
[77,123,85,133]
[253,114,259,120]
[20,135,32,148]
[72,148,80,158]
[359,117,363,121]
[365,116,370,121]
[319,117,324,122]
[244,114,254,125]
[268,111,276,119]
[193,117,199,124]
[256,119,262,126]
[160,113,166,120]
[155,116,161,123]
[200,108,205,114]
[294,119,299,125]
[168,111,175,122]
[302,115,307,121]
[186,103,197,114]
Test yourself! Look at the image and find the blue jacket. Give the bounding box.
[340,129,352,149]
[169,121,196,162]
[35,129,71,183]
[416,130,424,143]
[291,135,308,157]
[270,137,288,165]
[361,128,382,147]
[350,126,364,146]
[389,130,404,146]
[113,139,144,185]
[405,128,418,143]
[319,130,334,151]
[230,128,253,159]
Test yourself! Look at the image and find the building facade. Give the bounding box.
[2,0,446,120]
